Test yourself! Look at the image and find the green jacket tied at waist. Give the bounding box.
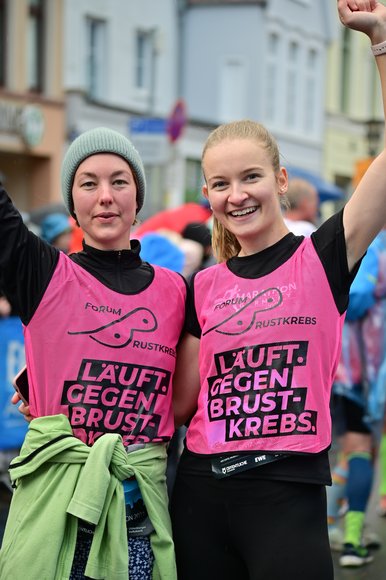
[0,414,176,580]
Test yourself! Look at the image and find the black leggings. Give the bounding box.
[69,521,153,580]
[171,470,333,580]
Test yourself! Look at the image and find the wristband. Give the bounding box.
[371,40,386,56]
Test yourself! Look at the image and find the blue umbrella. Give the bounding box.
[286,166,345,203]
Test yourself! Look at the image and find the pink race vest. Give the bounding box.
[24,253,186,447]
[186,238,345,455]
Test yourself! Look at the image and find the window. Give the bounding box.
[27,0,45,92]
[303,48,318,132]
[86,18,107,100]
[0,0,6,87]
[135,30,155,91]
[340,28,352,113]
[286,41,299,127]
[219,57,246,122]
[185,159,204,204]
[265,32,280,123]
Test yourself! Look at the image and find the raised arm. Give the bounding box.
[338,0,386,270]
[172,332,201,428]
[0,188,58,323]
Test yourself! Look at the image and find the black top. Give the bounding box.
[180,210,360,486]
[0,187,188,327]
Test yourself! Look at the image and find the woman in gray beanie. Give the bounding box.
[61,127,146,221]
[0,127,186,579]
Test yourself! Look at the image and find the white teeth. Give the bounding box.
[230,207,256,217]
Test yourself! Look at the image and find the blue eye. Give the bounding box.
[212,180,227,189]
[245,173,260,181]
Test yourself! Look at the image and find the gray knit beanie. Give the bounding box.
[61,127,146,218]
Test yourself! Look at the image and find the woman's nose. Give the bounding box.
[228,183,248,203]
[98,183,114,204]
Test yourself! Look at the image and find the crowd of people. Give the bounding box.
[1,1,386,578]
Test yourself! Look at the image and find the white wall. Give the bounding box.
[63,0,178,116]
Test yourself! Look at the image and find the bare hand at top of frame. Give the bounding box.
[338,0,386,44]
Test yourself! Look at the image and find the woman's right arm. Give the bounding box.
[172,331,201,428]
[0,187,58,323]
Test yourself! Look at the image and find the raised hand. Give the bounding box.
[337,0,386,43]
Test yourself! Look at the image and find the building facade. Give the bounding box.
[324,0,383,204]
[62,0,342,219]
[1,0,378,218]
[180,0,336,207]
[63,0,180,219]
[0,0,65,211]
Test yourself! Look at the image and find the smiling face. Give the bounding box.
[72,153,138,250]
[202,137,288,256]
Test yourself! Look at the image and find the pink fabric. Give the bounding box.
[23,253,186,447]
[187,238,345,455]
